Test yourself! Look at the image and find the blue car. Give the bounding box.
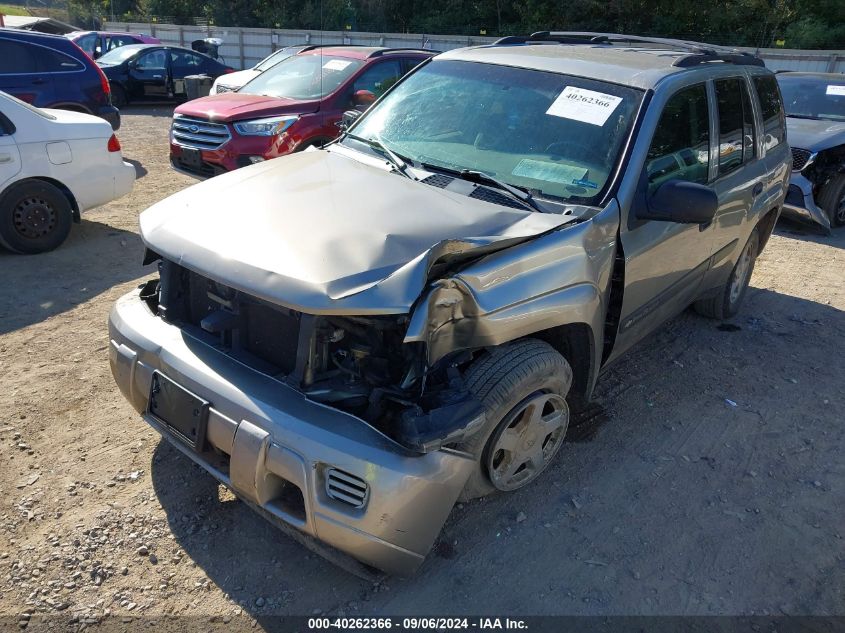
[0,28,120,130]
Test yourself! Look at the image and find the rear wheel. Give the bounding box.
[0,181,73,254]
[694,227,759,320]
[111,84,128,109]
[817,173,845,227]
[458,339,573,501]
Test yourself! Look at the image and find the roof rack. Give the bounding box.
[492,31,764,67]
[367,47,439,57]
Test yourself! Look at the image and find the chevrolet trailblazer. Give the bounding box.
[109,32,790,576]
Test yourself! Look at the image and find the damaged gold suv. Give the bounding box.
[109,32,790,576]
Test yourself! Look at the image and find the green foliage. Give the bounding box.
[88,0,844,49]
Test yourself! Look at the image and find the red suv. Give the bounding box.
[169,46,433,177]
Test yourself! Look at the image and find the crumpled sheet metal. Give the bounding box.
[140,148,575,315]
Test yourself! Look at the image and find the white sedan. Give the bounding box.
[0,92,135,254]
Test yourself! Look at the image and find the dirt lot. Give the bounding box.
[1,106,844,628]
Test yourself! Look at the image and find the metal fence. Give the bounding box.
[106,21,845,74]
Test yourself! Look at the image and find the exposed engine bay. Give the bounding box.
[141,258,485,453]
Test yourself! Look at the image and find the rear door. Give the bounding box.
[611,82,715,359]
[705,75,769,283]
[0,38,53,106]
[130,48,169,98]
[752,74,790,210]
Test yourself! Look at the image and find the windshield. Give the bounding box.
[777,75,845,122]
[346,59,643,203]
[240,54,364,100]
[97,46,145,65]
[254,48,296,72]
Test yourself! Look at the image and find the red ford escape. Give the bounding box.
[169,46,434,177]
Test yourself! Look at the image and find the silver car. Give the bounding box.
[777,72,845,233]
[109,32,790,576]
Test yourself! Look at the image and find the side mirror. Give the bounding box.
[339,109,362,130]
[637,179,718,224]
[353,89,376,109]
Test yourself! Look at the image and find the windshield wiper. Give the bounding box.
[459,169,543,212]
[786,113,822,120]
[344,133,418,181]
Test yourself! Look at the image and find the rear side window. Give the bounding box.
[715,77,756,175]
[646,83,710,191]
[753,75,785,151]
[0,39,39,73]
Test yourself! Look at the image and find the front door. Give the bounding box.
[130,49,169,99]
[611,82,715,360]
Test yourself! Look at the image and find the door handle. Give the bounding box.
[153,74,163,79]
[752,182,763,198]
[0,153,12,164]
[31,77,45,85]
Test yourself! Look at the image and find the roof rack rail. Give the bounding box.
[492,31,764,67]
[367,47,439,57]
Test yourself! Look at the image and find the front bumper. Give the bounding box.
[781,172,832,233]
[108,288,474,576]
[169,130,300,178]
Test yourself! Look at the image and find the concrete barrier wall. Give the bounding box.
[107,22,845,73]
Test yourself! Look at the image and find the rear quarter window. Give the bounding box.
[753,75,786,150]
[38,47,86,72]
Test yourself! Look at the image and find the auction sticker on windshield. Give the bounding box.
[323,59,352,71]
[547,86,623,126]
[826,85,845,96]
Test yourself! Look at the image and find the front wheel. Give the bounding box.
[0,181,73,254]
[694,227,759,320]
[458,339,573,501]
[817,173,845,228]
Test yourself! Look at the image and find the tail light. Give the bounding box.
[223,67,235,74]
[68,39,111,102]
[107,134,121,152]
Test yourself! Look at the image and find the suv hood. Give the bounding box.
[785,116,845,152]
[140,148,574,314]
[174,92,319,122]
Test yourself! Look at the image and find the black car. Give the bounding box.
[0,28,120,130]
[96,44,234,107]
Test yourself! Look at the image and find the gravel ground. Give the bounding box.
[1,106,844,630]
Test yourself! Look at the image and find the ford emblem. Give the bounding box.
[189,124,199,133]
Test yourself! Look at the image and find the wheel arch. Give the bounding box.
[2,177,81,223]
[756,206,779,254]
[531,322,596,407]
[49,103,93,115]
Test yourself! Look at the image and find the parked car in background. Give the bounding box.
[170,46,433,177]
[776,72,845,232]
[0,92,134,253]
[112,33,789,575]
[67,30,160,60]
[97,44,234,107]
[211,44,312,94]
[0,28,120,130]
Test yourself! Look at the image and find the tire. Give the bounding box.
[0,181,73,254]
[694,227,760,320]
[458,339,573,501]
[816,173,845,228]
[111,84,128,109]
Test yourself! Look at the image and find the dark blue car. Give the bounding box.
[0,28,120,130]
